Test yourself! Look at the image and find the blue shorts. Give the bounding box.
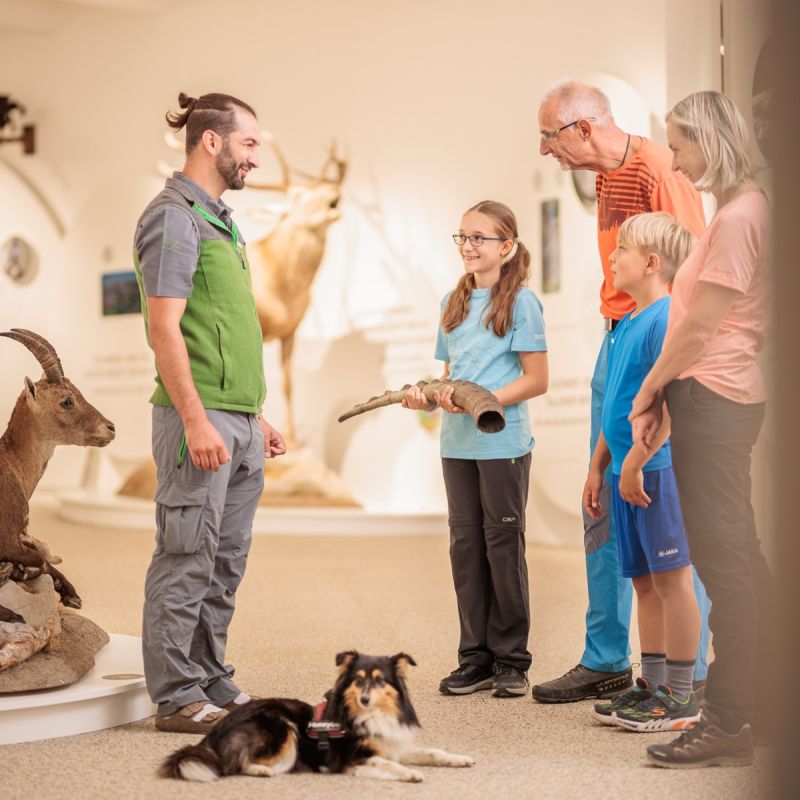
[610,467,692,578]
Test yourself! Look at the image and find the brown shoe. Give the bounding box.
[154,701,228,734]
[223,692,259,712]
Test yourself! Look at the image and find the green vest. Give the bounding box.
[134,193,266,414]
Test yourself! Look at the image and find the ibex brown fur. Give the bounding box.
[0,329,115,608]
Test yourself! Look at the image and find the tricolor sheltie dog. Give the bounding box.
[160,651,475,783]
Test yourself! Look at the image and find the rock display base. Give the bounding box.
[0,613,109,693]
[0,574,60,670]
[118,448,361,507]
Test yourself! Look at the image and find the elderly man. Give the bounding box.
[532,81,710,703]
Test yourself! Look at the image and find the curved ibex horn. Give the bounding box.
[338,379,505,434]
[11,329,64,374]
[0,329,64,384]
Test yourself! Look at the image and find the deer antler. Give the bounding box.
[242,130,292,191]
[0,329,64,384]
[156,131,185,179]
[338,380,505,434]
[318,139,347,185]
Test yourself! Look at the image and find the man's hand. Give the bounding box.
[185,416,230,472]
[582,468,605,520]
[258,416,286,458]
[619,458,651,508]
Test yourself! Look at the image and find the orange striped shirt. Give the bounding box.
[596,139,706,319]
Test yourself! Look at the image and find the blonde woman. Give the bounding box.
[630,91,771,768]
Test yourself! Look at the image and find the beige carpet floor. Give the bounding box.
[3,504,769,799]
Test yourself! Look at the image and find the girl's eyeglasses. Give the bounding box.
[452,234,507,247]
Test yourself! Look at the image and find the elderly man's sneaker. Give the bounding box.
[532,664,633,703]
[646,710,754,768]
[593,677,652,725]
[439,664,495,695]
[492,664,529,697]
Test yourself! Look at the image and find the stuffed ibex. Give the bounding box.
[338,380,506,433]
[245,136,347,446]
[0,329,115,608]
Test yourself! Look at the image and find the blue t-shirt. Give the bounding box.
[601,295,672,475]
[434,286,547,460]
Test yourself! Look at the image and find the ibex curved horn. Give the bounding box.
[0,329,64,384]
[338,379,505,434]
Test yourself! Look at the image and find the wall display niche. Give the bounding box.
[540,199,560,294]
[571,170,597,210]
[1,237,38,286]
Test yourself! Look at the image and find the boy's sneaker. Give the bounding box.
[438,664,495,695]
[647,710,754,768]
[614,684,701,732]
[492,664,529,697]
[593,677,652,725]
[531,664,632,703]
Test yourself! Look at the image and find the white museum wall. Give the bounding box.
[0,0,740,543]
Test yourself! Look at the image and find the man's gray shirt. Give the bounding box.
[135,172,236,298]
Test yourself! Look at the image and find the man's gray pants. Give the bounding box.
[142,406,264,716]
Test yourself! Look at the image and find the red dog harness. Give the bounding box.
[306,699,346,751]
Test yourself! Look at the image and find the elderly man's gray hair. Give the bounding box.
[540,80,614,127]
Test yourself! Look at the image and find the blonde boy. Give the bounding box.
[584,212,701,731]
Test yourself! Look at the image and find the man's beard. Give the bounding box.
[216,139,246,190]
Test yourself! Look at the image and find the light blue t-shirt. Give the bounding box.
[434,287,547,460]
[601,295,672,476]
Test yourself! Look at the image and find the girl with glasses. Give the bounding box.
[404,200,549,698]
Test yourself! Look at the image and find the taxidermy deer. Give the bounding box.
[160,132,346,446]
[244,136,347,446]
[338,380,506,433]
[0,329,115,609]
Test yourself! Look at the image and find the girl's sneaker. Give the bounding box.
[613,684,701,732]
[492,664,529,697]
[438,664,495,695]
[593,677,652,725]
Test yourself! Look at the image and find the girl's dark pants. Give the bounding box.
[442,453,532,671]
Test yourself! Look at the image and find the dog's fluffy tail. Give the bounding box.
[159,743,221,782]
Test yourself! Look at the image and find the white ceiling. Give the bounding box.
[52,0,184,10]
[0,0,186,34]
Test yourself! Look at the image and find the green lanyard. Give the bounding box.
[192,202,244,267]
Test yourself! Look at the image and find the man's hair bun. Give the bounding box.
[178,93,197,111]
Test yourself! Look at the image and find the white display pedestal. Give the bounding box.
[55,489,448,536]
[0,634,154,745]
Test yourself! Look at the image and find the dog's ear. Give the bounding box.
[335,650,359,672]
[391,652,416,678]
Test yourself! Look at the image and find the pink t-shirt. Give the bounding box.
[667,191,769,404]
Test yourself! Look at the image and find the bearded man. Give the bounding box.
[133,92,285,733]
